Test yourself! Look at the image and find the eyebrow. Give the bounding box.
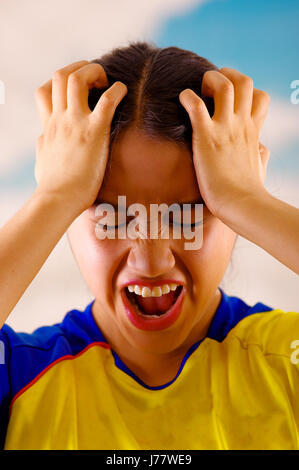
[93,198,205,211]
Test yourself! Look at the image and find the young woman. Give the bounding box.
[0,41,298,450]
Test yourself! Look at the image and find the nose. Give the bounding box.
[126,239,176,279]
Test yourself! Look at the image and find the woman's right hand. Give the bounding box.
[34,60,128,214]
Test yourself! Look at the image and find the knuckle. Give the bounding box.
[204,70,215,77]
[79,128,93,144]
[202,70,214,83]
[92,62,104,72]
[192,99,205,113]
[52,70,67,81]
[68,73,82,86]
[62,121,73,137]
[213,134,227,149]
[219,67,231,74]
[203,70,217,85]
[221,80,234,94]
[100,92,114,106]
[241,75,253,88]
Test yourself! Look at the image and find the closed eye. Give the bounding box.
[172,220,204,228]
[95,220,205,230]
[95,222,127,230]
[91,203,206,230]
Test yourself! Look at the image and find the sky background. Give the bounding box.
[0,0,298,331]
[156,0,299,173]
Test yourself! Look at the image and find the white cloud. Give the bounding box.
[0,0,205,175]
[260,95,299,153]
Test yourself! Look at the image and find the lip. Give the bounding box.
[121,284,186,331]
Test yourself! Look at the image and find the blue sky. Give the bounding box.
[155,0,299,99]
[154,0,299,174]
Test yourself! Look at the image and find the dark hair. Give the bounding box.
[88,40,218,154]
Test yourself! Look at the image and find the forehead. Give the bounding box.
[97,126,201,206]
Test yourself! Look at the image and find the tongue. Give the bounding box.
[135,290,177,315]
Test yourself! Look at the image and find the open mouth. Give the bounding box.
[124,285,183,318]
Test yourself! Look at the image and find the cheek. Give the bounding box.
[205,220,236,259]
[70,221,128,295]
[67,219,103,279]
[184,220,236,282]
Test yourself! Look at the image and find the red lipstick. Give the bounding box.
[121,284,186,331]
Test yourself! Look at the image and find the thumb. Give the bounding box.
[259,142,271,182]
[259,141,270,167]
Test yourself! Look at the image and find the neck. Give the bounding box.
[92,288,221,388]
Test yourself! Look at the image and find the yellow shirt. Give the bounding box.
[1,289,299,450]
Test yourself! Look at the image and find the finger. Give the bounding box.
[219,67,253,116]
[251,88,271,130]
[91,81,128,128]
[52,60,90,113]
[67,63,109,114]
[35,79,52,128]
[179,88,211,137]
[201,70,234,121]
[259,142,270,180]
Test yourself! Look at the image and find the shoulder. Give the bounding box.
[228,307,299,358]
[207,288,274,342]
[211,288,299,358]
[0,299,101,354]
[0,299,106,408]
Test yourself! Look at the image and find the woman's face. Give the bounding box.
[67,126,236,356]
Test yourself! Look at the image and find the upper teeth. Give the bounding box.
[127,283,179,297]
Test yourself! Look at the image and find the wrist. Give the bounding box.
[214,186,272,228]
[32,187,85,221]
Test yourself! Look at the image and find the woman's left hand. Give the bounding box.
[179,68,271,220]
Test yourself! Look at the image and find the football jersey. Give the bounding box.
[0,287,299,450]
